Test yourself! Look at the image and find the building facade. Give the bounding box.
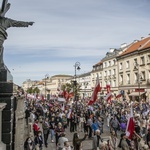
[117,37,150,101]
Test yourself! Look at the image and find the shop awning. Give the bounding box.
[129,92,145,96]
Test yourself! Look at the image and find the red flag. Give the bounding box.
[126,105,135,139]
[88,75,101,105]
[63,88,68,99]
[41,95,44,101]
[105,85,112,103]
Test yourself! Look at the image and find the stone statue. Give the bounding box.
[0,0,34,68]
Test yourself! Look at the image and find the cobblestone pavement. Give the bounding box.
[40,123,121,150]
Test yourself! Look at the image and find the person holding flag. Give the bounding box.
[88,75,101,105]
[126,104,135,139]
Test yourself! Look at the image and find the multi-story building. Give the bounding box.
[77,72,91,98]
[101,48,121,95]
[22,79,39,92]
[117,37,150,101]
[91,61,103,97]
[45,75,73,95]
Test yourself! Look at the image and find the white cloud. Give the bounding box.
[3,0,150,85]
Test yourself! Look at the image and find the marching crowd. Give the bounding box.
[24,97,150,150]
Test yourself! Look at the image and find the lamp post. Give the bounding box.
[134,62,142,101]
[45,74,49,99]
[74,62,81,112]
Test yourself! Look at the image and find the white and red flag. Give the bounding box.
[126,105,135,139]
[63,87,68,99]
[66,88,74,100]
[105,85,112,103]
[88,75,101,105]
[116,91,122,99]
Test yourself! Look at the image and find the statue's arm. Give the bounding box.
[6,18,34,28]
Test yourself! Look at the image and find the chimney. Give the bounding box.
[134,40,139,43]
[121,43,127,49]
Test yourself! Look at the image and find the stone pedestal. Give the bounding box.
[0,67,14,150]
[0,103,7,150]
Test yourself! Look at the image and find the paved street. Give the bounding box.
[41,121,120,150]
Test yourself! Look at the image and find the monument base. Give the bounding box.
[0,66,14,150]
[0,141,6,150]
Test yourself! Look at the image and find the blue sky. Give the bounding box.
[3,0,150,85]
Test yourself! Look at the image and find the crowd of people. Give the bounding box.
[24,96,150,150]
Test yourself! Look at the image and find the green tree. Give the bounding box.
[27,87,33,94]
[33,87,40,93]
[27,87,40,94]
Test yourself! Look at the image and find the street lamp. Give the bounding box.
[45,74,49,99]
[74,62,81,111]
[134,62,142,101]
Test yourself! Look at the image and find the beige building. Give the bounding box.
[22,75,73,97]
[101,49,121,95]
[44,75,73,96]
[77,72,91,98]
[117,37,150,101]
[91,61,103,97]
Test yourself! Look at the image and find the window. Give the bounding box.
[119,62,123,70]
[109,70,111,76]
[141,71,145,80]
[126,61,130,69]
[119,75,123,85]
[134,58,138,65]
[147,55,150,63]
[127,74,130,84]
[113,60,116,65]
[104,62,107,68]
[104,71,107,77]
[134,73,138,83]
[112,80,116,87]
[99,72,102,78]
[113,69,116,75]
[109,61,111,66]
[140,56,145,65]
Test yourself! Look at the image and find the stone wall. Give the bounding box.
[14,96,26,150]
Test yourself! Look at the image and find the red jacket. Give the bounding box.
[33,123,40,131]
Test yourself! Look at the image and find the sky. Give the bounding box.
[3,0,150,86]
